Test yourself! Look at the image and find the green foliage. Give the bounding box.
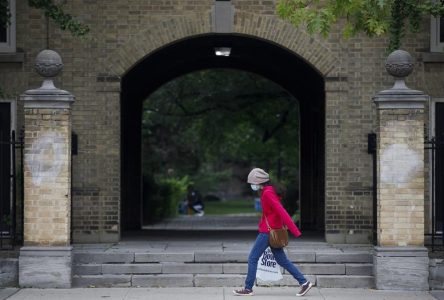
[204,199,257,215]
[28,0,89,36]
[0,0,89,37]
[277,0,391,39]
[191,168,233,195]
[143,175,191,224]
[141,69,300,222]
[160,175,191,213]
[142,69,300,198]
[277,0,444,51]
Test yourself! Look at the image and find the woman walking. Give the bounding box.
[233,168,313,297]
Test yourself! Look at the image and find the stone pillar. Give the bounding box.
[18,50,74,288]
[373,50,429,290]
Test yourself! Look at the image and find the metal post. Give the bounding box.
[0,130,4,249]
[432,138,435,251]
[11,130,16,248]
[20,129,24,244]
[368,133,377,245]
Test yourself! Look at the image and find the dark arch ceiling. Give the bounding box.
[122,34,324,108]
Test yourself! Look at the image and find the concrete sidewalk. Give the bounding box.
[0,287,440,300]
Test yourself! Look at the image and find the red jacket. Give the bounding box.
[259,185,301,238]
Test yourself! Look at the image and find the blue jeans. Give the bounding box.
[244,233,307,290]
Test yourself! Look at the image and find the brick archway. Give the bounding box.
[103,12,339,78]
[95,12,345,242]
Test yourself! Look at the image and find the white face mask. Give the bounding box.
[251,184,261,191]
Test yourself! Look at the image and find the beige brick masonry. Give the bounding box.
[376,109,425,247]
[23,108,72,246]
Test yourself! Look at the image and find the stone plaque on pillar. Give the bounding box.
[19,50,74,288]
[372,50,429,290]
[212,1,234,33]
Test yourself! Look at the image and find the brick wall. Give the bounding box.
[23,108,72,246]
[2,1,444,243]
[376,108,425,246]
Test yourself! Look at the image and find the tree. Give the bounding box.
[277,0,444,51]
[141,69,300,193]
[0,0,89,37]
[0,0,89,97]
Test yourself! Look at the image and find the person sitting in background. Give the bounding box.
[187,185,204,216]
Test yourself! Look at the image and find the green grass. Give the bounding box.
[204,198,259,215]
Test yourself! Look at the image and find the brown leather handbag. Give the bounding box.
[264,215,289,248]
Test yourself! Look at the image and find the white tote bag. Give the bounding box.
[256,247,283,282]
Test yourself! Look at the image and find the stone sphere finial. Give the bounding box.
[385,50,414,78]
[34,49,64,78]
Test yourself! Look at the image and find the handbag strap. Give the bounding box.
[264,214,287,231]
[264,214,271,230]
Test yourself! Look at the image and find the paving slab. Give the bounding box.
[72,275,132,288]
[162,263,222,274]
[132,274,194,287]
[0,259,18,287]
[73,264,102,275]
[73,244,113,251]
[194,274,244,287]
[74,253,134,264]
[9,288,131,300]
[222,263,247,274]
[345,263,373,275]
[194,251,245,263]
[134,253,194,263]
[126,287,224,300]
[256,274,316,287]
[318,288,435,300]
[164,246,222,252]
[227,286,324,299]
[220,244,252,251]
[298,263,345,275]
[4,287,437,300]
[0,288,18,300]
[102,263,162,274]
[286,252,316,262]
[316,253,372,263]
[317,275,374,288]
[431,290,444,300]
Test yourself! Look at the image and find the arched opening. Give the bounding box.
[140,68,301,227]
[121,34,325,235]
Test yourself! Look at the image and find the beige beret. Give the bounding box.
[247,168,270,184]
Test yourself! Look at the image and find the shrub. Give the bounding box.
[159,176,190,216]
[143,175,191,224]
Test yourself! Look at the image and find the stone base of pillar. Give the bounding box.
[19,246,72,288]
[374,246,429,290]
[0,258,18,287]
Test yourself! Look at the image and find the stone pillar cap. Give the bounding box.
[21,49,75,108]
[373,50,429,108]
[385,50,414,78]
